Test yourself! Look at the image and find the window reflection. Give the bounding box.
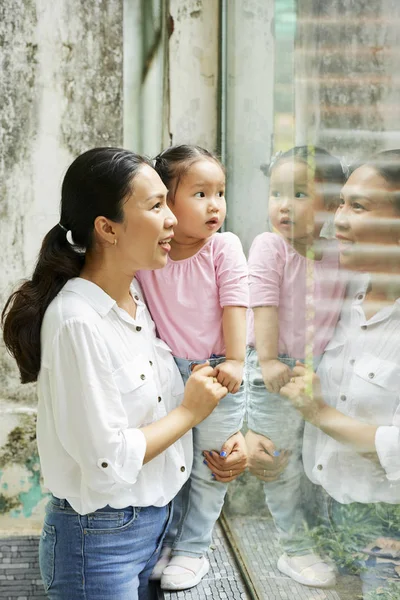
[223,2,400,599]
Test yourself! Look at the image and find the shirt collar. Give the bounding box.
[62,278,118,317]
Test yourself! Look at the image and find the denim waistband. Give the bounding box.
[174,355,225,375]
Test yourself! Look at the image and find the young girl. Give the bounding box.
[136,144,248,591]
[245,146,347,588]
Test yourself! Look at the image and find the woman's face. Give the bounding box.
[113,164,177,272]
[335,165,400,272]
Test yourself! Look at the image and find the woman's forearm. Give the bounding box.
[315,404,378,453]
[141,405,195,463]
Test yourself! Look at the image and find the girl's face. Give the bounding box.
[112,164,177,272]
[168,159,226,242]
[335,165,400,273]
[268,159,325,245]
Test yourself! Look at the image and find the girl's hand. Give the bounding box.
[182,363,228,426]
[214,359,243,394]
[245,429,290,482]
[280,367,325,424]
[260,359,292,393]
[203,431,248,483]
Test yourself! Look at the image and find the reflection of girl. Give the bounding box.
[282,150,400,597]
[246,147,346,587]
[1,148,228,600]
[137,145,248,591]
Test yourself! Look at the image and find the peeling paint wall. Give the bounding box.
[0,0,123,533]
[224,0,275,253]
[168,0,219,150]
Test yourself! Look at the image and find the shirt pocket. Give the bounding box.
[113,355,158,425]
[353,355,400,391]
[351,354,400,422]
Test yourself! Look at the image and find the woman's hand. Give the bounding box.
[245,429,290,482]
[280,362,325,424]
[203,431,248,483]
[182,362,228,427]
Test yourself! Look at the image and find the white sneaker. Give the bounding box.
[277,552,336,588]
[160,555,210,590]
[149,547,172,580]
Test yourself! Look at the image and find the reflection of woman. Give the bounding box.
[1,148,231,600]
[281,150,400,596]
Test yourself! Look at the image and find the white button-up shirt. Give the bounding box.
[37,278,192,515]
[303,274,400,504]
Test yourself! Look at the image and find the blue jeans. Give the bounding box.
[39,496,172,599]
[166,355,246,557]
[246,347,322,555]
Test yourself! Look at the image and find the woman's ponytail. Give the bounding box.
[2,224,84,383]
[2,147,152,384]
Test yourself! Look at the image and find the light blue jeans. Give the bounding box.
[39,495,172,600]
[246,347,322,556]
[166,355,246,557]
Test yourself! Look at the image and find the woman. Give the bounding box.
[1,147,246,600]
[280,150,400,596]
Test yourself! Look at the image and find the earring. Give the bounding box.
[114,239,117,246]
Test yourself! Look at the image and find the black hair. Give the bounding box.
[269,146,346,209]
[350,149,400,212]
[2,147,152,383]
[153,144,224,201]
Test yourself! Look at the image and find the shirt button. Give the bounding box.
[101,462,108,468]
[361,325,367,330]
[180,466,186,472]
[340,394,346,401]
[149,360,153,366]
[368,372,375,379]
[317,464,323,471]
[349,359,355,365]
[356,294,364,300]
[140,374,146,380]
[158,396,162,402]
[136,326,142,332]
[134,295,139,301]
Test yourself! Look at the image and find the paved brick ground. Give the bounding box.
[0,537,45,599]
[164,523,251,600]
[164,518,362,600]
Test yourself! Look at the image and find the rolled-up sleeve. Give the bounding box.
[248,233,284,308]
[375,421,400,482]
[214,233,249,307]
[49,319,147,493]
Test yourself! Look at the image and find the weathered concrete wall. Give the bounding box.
[224,0,275,253]
[0,0,123,534]
[168,0,219,150]
[295,0,400,158]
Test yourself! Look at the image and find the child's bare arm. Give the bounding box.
[254,306,291,393]
[215,306,246,393]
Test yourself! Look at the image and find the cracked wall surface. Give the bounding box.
[0,0,123,533]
